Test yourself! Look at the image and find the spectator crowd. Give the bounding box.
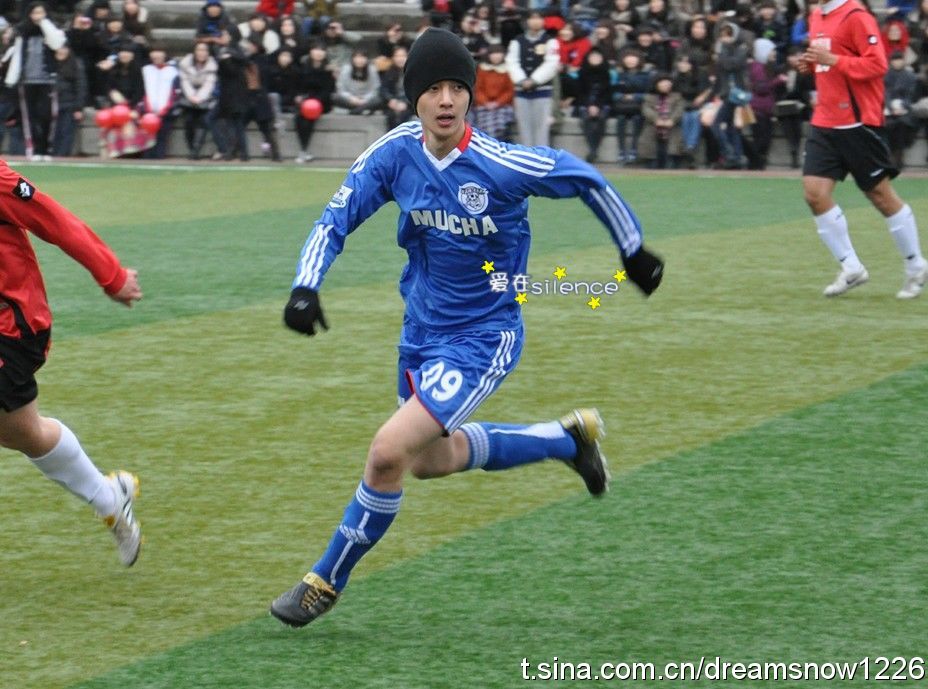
[0,0,926,167]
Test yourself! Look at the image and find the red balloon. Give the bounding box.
[140,113,162,134]
[94,108,113,128]
[300,98,323,121]
[111,104,131,127]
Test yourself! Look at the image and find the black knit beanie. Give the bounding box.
[403,28,476,115]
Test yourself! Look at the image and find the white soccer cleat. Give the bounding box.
[103,471,141,567]
[896,261,928,300]
[823,266,869,297]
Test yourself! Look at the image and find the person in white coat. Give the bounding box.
[504,10,559,147]
[4,2,66,159]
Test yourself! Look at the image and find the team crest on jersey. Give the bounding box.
[458,182,489,215]
[13,178,35,201]
[329,185,353,209]
[868,35,878,44]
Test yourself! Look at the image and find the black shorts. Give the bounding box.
[0,327,50,413]
[803,125,898,192]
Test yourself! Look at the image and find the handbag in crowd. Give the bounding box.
[773,99,805,117]
[727,86,752,106]
[912,97,928,120]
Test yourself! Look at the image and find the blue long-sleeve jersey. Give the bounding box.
[293,121,643,332]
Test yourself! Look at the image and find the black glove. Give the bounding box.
[283,287,329,336]
[623,246,664,296]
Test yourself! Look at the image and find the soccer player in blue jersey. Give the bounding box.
[270,28,664,628]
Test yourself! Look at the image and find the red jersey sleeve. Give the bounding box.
[0,164,127,296]
[832,10,887,81]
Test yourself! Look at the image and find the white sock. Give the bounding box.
[815,205,863,272]
[29,420,116,517]
[886,204,926,274]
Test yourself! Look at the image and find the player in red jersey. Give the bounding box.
[0,161,144,566]
[801,0,927,299]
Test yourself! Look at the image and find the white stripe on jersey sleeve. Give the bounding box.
[351,122,422,173]
[469,139,552,177]
[604,186,642,254]
[295,223,333,288]
[470,132,556,171]
[590,188,638,256]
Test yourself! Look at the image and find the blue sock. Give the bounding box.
[311,480,402,592]
[459,421,577,471]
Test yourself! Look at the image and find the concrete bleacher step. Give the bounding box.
[148,2,423,56]
[152,26,401,55]
[145,1,423,30]
[72,112,928,169]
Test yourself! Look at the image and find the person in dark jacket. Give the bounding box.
[612,49,652,163]
[775,46,813,169]
[671,51,711,167]
[378,45,412,131]
[884,51,920,170]
[266,45,299,133]
[293,40,334,162]
[101,40,144,105]
[709,21,749,169]
[52,44,87,156]
[238,37,281,161]
[215,43,249,159]
[196,0,234,53]
[575,47,612,163]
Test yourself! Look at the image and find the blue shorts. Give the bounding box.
[397,323,523,435]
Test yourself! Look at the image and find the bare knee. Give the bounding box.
[803,185,832,215]
[864,182,903,217]
[365,432,411,485]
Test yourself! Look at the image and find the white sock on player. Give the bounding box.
[29,420,116,517]
[815,205,864,273]
[886,204,927,275]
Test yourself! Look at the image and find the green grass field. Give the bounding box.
[1,163,926,688]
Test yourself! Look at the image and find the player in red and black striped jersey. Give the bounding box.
[800,0,927,299]
[0,160,145,566]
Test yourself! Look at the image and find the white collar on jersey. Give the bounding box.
[422,143,463,171]
[821,0,850,15]
[420,124,473,172]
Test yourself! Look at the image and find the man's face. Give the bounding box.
[150,49,166,66]
[30,5,47,23]
[527,15,543,32]
[417,79,469,139]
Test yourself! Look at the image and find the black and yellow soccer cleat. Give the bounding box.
[270,572,340,628]
[560,408,610,497]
